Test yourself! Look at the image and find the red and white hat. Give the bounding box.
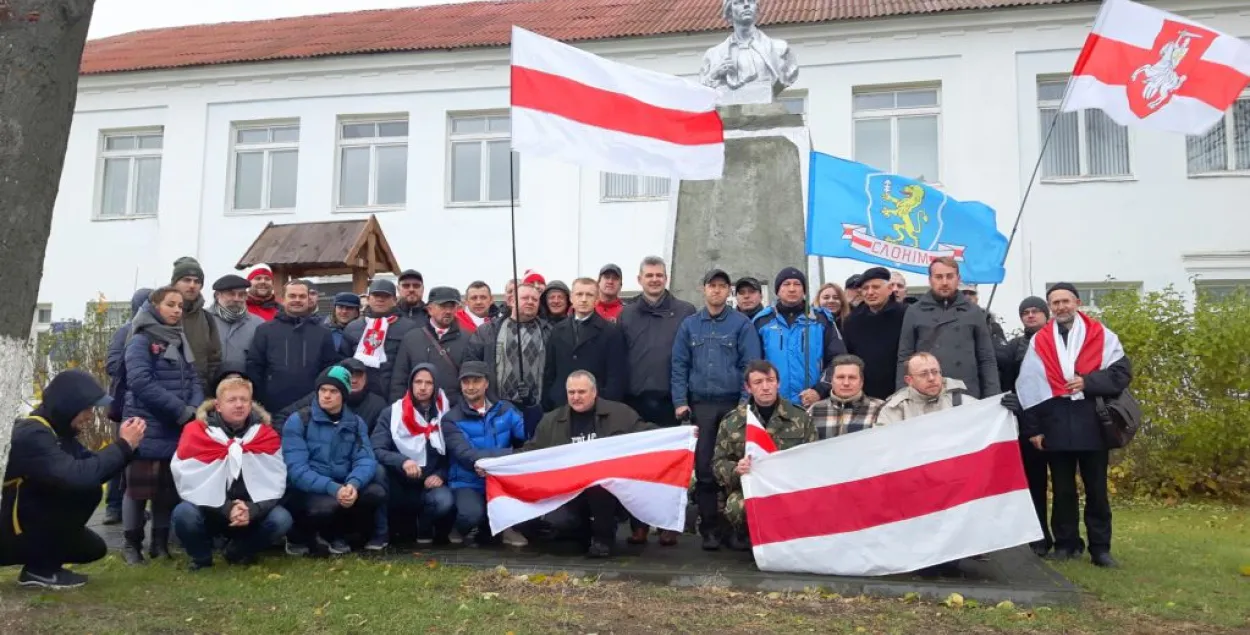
[522,269,546,286]
[246,264,273,281]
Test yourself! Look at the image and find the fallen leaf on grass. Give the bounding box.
[902,592,920,603]
[996,600,1016,610]
[266,573,282,580]
[766,592,782,600]
[1239,564,1250,577]
[427,560,440,569]
[481,592,499,600]
[942,592,965,608]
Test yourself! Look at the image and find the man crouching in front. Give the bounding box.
[171,377,292,570]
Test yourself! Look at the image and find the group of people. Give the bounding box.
[0,253,1131,588]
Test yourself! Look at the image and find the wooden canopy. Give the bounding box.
[236,216,401,293]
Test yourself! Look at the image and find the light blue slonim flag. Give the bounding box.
[805,151,1008,284]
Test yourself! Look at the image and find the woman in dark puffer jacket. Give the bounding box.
[121,287,204,565]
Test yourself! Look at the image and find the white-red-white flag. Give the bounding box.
[510,26,725,180]
[478,427,695,536]
[1015,312,1125,410]
[171,420,286,508]
[743,396,1042,576]
[744,407,777,461]
[1062,0,1250,136]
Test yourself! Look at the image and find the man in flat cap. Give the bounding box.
[840,267,908,400]
[209,274,264,368]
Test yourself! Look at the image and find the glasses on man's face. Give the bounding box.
[909,369,941,379]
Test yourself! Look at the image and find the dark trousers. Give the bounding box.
[628,392,678,428]
[105,423,126,512]
[1049,450,1112,554]
[286,484,387,544]
[0,526,108,574]
[378,470,455,540]
[692,400,737,536]
[171,501,293,564]
[541,486,622,546]
[1019,438,1053,548]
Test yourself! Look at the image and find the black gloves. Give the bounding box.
[1000,392,1023,415]
[512,382,537,409]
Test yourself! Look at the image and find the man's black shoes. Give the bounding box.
[18,567,88,589]
[587,540,612,558]
[1090,552,1119,568]
[701,533,721,551]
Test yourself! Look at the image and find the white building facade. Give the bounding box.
[36,0,1250,329]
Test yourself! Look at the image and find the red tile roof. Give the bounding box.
[81,0,1088,75]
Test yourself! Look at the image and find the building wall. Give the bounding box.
[41,0,1250,327]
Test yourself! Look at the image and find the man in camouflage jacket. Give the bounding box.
[712,360,817,547]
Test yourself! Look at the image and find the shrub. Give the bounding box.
[1096,287,1250,501]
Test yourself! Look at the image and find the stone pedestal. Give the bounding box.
[670,103,806,303]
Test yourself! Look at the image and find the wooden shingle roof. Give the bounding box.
[236,216,400,275]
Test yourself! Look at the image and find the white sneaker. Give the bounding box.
[501,528,529,547]
[448,530,465,545]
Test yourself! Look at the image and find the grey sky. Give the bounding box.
[88,0,472,39]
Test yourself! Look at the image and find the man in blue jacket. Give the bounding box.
[281,366,383,556]
[442,361,528,548]
[753,267,846,407]
[671,268,761,551]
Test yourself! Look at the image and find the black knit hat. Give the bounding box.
[1046,282,1080,300]
[1018,296,1049,318]
[172,257,205,284]
[774,267,807,294]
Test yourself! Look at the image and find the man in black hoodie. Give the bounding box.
[841,267,908,400]
[539,281,571,324]
[1,370,146,589]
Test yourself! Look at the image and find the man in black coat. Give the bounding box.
[247,280,340,415]
[841,267,908,400]
[342,279,420,401]
[390,287,473,404]
[1019,284,1131,568]
[1,371,146,588]
[542,278,628,411]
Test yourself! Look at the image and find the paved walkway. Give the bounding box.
[89,510,1079,606]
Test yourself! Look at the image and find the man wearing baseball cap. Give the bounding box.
[844,274,864,309]
[733,277,765,321]
[390,286,474,403]
[326,293,362,352]
[341,278,421,401]
[244,264,280,322]
[395,270,430,327]
[595,264,625,322]
[209,274,264,368]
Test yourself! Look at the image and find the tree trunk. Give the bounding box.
[0,0,97,475]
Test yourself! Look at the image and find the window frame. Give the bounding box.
[1037,78,1135,183]
[1047,281,1143,309]
[778,90,807,120]
[227,121,301,215]
[334,115,409,213]
[599,173,672,203]
[1186,88,1250,178]
[1194,278,1250,301]
[94,127,164,221]
[34,303,53,332]
[851,85,943,185]
[445,111,518,207]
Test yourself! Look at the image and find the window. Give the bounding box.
[852,87,940,182]
[1038,79,1131,179]
[1049,281,1142,309]
[231,123,299,211]
[336,118,408,209]
[779,93,806,119]
[601,173,671,201]
[86,301,130,327]
[97,129,163,218]
[34,304,52,328]
[448,113,518,204]
[1187,91,1250,175]
[1195,279,1250,301]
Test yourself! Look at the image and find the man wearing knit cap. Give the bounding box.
[396,270,430,327]
[997,295,1052,557]
[209,274,263,368]
[172,257,222,387]
[281,366,384,556]
[753,266,846,407]
[841,267,907,400]
[244,264,280,322]
[896,257,1000,399]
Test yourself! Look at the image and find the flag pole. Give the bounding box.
[984,94,1068,313]
[507,38,525,390]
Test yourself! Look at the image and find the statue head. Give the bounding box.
[722,0,759,27]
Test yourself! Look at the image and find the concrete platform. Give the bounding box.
[89,510,1080,607]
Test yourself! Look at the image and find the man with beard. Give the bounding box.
[209,274,263,367]
[247,280,341,415]
[1,370,146,588]
[396,270,430,327]
[171,257,222,387]
[244,264,280,322]
[595,264,625,322]
[342,279,419,401]
[841,267,908,400]
[468,283,552,434]
[327,293,362,351]
[391,287,473,404]
[844,274,863,309]
[733,277,765,320]
[998,296,1053,557]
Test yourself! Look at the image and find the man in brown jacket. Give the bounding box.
[525,371,652,557]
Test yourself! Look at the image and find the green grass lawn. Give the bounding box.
[0,502,1246,634]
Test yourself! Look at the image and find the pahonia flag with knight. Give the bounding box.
[1063,0,1250,136]
[805,151,1009,284]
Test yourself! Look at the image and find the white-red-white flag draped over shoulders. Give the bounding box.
[171,421,286,508]
[509,26,725,180]
[1062,0,1250,136]
[1015,312,1126,410]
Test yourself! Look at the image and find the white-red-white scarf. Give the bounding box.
[389,389,449,467]
[354,316,393,368]
[171,420,286,507]
[1016,311,1124,410]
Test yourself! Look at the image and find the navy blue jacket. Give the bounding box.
[122,332,204,459]
[441,399,526,492]
[246,311,340,415]
[671,307,762,406]
[281,402,377,496]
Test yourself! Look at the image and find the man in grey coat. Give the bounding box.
[895,257,1000,399]
[209,274,263,368]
